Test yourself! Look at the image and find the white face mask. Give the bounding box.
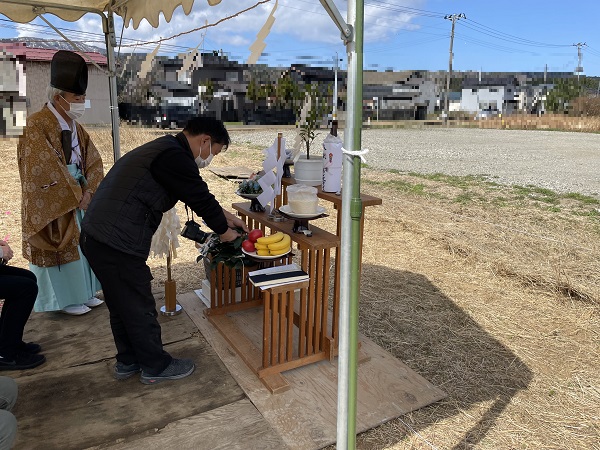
[60,95,86,121]
[195,140,213,168]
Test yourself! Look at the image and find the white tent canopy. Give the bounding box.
[0,0,220,29]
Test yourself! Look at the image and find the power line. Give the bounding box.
[461,18,572,48]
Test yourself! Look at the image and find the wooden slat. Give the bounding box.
[286,291,293,361]
[332,246,340,347]
[321,249,331,354]
[306,249,316,355]
[262,291,271,369]
[271,291,278,366]
[314,249,324,352]
[299,250,308,358]
[257,352,327,378]
[278,293,285,364]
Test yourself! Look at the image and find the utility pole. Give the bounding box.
[573,42,586,82]
[444,13,466,122]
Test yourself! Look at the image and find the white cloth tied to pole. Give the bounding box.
[150,207,181,259]
[257,137,286,213]
[341,146,369,163]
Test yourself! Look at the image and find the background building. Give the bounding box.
[0,42,109,126]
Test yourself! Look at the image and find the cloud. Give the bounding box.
[104,0,423,54]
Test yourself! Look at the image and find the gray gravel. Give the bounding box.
[230,127,600,198]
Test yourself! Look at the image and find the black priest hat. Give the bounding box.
[50,50,88,95]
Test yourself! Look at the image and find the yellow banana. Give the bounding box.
[254,242,269,250]
[268,233,291,251]
[256,231,284,245]
[256,249,271,256]
[269,245,291,256]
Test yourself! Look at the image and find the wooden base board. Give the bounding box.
[180,291,446,450]
[93,398,286,450]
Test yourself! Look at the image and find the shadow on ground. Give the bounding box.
[355,263,534,449]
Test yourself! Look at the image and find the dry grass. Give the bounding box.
[1,125,599,450]
[476,113,600,132]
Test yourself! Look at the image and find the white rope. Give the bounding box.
[341,146,369,163]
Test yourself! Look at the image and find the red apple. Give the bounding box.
[248,229,263,243]
[242,239,256,253]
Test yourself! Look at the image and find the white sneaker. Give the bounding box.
[85,297,104,308]
[61,304,92,315]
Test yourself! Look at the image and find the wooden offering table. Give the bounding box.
[204,202,340,393]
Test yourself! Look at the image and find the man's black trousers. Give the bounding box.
[0,265,37,358]
[80,231,171,375]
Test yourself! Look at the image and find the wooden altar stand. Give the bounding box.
[204,202,340,393]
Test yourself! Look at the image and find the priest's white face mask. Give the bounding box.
[59,95,86,121]
[195,140,214,168]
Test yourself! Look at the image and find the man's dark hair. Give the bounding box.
[184,116,230,148]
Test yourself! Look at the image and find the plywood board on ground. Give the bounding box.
[97,398,286,450]
[10,305,249,449]
[23,295,197,373]
[179,291,446,449]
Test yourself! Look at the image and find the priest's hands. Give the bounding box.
[79,191,93,211]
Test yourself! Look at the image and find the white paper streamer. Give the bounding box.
[150,207,181,259]
[257,137,286,213]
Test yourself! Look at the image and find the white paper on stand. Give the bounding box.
[257,137,285,213]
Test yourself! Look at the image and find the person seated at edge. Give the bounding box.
[0,240,45,371]
[0,376,18,450]
[80,116,249,385]
[17,50,104,316]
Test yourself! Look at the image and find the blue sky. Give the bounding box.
[1,0,599,76]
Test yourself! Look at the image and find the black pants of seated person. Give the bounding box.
[79,231,172,376]
[0,265,37,359]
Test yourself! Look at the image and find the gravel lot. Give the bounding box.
[230,127,600,197]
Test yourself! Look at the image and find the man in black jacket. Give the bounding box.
[80,116,248,384]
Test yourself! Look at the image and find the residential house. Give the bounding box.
[0,42,109,127]
[363,70,439,120]
[460,77,520,116]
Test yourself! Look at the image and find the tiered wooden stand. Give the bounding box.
[204,202,340,393]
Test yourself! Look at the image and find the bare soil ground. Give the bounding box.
[1,125,598,450]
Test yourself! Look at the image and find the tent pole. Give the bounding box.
[337,0,363,449]
[102,10,121,161]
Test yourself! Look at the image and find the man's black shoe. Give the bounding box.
[19,342,42,354]
[140,358,195,385]
[0,353,46,370]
